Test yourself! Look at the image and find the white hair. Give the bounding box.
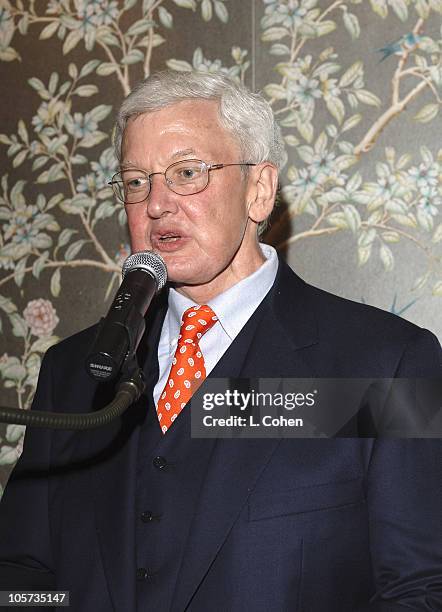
[114,70,286,171]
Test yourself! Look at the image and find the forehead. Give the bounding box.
[121,99,241,163]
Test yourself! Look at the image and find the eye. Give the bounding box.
[125,176,147,191]
[176,166,200,181]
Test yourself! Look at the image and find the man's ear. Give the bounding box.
[247,163,279,223]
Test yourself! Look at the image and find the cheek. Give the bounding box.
[126,208,151,250]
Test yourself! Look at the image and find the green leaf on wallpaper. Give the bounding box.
[358,229,377,248]
[89,105,112,123]
[75,85,99,97]
[391,213,417,228]
[432,281,442,297]
[94,201,116,221]
[50,269,61,298]
[13,258,28,287]
[354,89,381,107]
[432,224,442,244]
[269,44,290,56]
[380,244,394,271]
[28,77,48,98]
[315,21,336,37]
[127,19,155,37]
[417,207,434,232]
[264,84,287,100]
[68,63,78,79]
[173,0,197,9]
[342,114,362,132]
[69,194,95,211]
[0,134,13,145]
[96,63,118,76]
[201,0,212,21]
[32,253,49,279]
[32,156,47,172]
[57,229,78,249]
[381,231,400,243]
[214,1,228,23]
[13,150,27,168]
[297,120,313,143]
[414,0,430,19]
[343,12,360,40]
[97,30,119,47]
[63,29,83,55]
[70,154,88,165]
[166,59,192,71]
[262,27,289,42]
[370,0,388,18]
[17,120,28,145]
[65,240,87,261]
[327,212,348,229]
[79,60,101,78]
[37,163,65,184]
[158,6,173,28]
[339,61,362,88]
[18,14,29,36]
[121,50,145,65]
[343,205,361,233]
[284,135,300,147]
[389,0,408,21]
[10,314,27,339]
[413,104,439,123]
[30,336,59,354]
[326,96,345,124]
[124,0,138,9]
[0,48,20,62]
[78,132,108,149]
[0,296,17,315]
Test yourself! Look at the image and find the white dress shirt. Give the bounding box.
[153,243,279,406]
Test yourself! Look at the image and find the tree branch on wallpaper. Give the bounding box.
[0,0,441,439]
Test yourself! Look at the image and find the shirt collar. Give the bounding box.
[167,243,278,341]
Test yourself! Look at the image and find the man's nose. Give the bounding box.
[146,173,179,218]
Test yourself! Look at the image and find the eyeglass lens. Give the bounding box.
[113,160,209,203]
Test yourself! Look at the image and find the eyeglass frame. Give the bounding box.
[108,159,257,204]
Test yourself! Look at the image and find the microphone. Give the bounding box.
[85,251,167,382]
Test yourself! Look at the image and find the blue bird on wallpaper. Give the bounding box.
[377,33,421,61]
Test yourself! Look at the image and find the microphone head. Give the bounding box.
[122,250,167,290]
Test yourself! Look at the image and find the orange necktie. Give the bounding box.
[157,305,218,434]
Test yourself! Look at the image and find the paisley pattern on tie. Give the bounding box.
[157,305,218,434]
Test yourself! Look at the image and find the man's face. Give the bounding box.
[121,100,273,302]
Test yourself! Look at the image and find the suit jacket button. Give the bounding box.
[141,510,161,523]
[136,568,148,580]
[152,456,167,469]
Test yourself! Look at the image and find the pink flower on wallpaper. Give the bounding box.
[23,299,60,338]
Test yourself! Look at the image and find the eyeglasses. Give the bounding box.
[108,159,256,204]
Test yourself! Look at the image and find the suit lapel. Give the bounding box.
[92,291,168,611]
[171,259,319,611]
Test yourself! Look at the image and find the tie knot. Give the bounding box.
[178,305,218,345]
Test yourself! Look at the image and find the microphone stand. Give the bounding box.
[0,357,145,430]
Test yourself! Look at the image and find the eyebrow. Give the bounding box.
[120,149,198,171]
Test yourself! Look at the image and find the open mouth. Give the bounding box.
[159,233,181,242]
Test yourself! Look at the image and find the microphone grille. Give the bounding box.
[121,250,168,290]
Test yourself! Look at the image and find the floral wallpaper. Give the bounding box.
[0,0,441,493]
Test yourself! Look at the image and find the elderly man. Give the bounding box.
[0,71,441,612]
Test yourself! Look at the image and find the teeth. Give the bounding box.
[160,235,179,241]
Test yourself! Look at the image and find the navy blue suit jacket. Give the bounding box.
[0,260,441,611]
